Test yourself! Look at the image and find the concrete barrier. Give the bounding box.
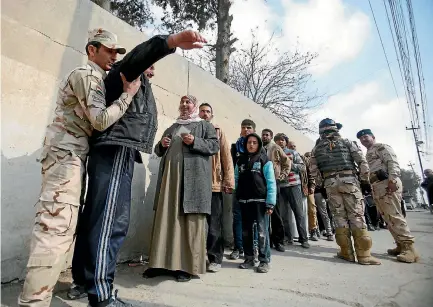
[0,0,314,282]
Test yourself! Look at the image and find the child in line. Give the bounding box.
[234,133,277,273]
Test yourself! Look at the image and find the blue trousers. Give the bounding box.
[240,202,271,263]
[71,145,135,306]
[232,196,259,252]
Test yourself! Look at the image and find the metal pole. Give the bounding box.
[406,123,425,178]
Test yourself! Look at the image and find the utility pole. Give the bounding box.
[406,123,425,178]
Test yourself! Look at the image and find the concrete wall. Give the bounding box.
[0,0,314,282]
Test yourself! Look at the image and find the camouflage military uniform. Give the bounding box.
[310,121,380,265]
[366,143,419,263]
[19,30,133,307]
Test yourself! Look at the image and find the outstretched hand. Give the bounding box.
[167,30,207,50]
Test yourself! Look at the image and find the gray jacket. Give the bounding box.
[154,120,219,214]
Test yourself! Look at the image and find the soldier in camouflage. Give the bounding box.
[18,29,142,307]
[310,119,381,265]
[357,129,419,263]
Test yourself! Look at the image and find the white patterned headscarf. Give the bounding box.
[176,95,202,125]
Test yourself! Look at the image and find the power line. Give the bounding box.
[387,0,422,140]
[405,0,430,150]
[383,0,411,115]
[368,0,401,101]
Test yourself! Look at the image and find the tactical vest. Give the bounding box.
[314,138,355,173]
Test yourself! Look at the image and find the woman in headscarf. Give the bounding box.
[144,95,219,282]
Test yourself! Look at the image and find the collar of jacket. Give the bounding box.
[87,60,107,79]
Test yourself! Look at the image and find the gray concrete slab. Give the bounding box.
[2,211,433,307]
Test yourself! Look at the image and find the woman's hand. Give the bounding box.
[182,134,195,145]
[161,137,171,148]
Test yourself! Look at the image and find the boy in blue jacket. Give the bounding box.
[234,133,276,273]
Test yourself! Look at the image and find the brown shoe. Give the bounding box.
[352,228,381,265]
[335,228,356,262]
[396,242,420,263]
[387,243,402,256]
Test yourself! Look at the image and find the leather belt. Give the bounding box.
[323,170,355,179]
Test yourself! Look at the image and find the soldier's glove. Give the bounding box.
[360,181,372,195]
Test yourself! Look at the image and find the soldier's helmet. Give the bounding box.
[319,118,342,133]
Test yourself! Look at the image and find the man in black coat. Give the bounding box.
[68,30,207,307]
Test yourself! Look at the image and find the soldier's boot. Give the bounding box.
[352,228,381,265]
[396,242,420,263]
[335,228,355,262]
[387,243,402,256]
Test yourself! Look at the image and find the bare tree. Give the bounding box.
[152,0,236,83]
[110,0,154,30]
[229,33,321,132]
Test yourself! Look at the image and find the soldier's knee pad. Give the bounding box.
[335,228,351,247]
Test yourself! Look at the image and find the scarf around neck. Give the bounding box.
[176,95,202,125]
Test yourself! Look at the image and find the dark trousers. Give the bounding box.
[280,185,308,243]
[240,202,271,263]
[270,184,284,246]
[71,145,135,306]
[232,197,243,251]
[207,192,224,264]
[365,203,379,227]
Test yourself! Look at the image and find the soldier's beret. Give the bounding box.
[356,129,374,139]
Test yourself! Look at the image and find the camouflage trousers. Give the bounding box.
[307,194,318,231]
[324,174,366,229]
[372,178,414,243]
[18,146,85,307]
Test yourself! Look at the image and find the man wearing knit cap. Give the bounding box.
[357,129,419,263]
[309,118,381,265]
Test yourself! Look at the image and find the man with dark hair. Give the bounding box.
[261,129,291,252]
[358,129,419,263]
[229,119,256,260]
[275,134,309,248]
[198,103,234,272]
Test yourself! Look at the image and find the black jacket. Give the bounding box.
[235,134,275,204]
[91,35,175,161]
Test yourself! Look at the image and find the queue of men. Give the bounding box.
[18,26,420,307]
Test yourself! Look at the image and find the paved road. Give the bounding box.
[2,211,433,307]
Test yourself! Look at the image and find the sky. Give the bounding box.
[148,0,433,177]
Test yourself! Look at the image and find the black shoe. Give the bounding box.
[310,230,319,241]
[285,239,294,246]
[275,243,285,252]
[256,262,270,273]
[176,271,192,282]
[142,268,168,279]
[67,283,86,300]
[301,241,310,248]
[106,290,134,307]
[375,225,381,231]
[229,249,244,260]
[239,259,256,269]
[367,224,375,231]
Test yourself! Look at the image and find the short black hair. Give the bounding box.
[199,103,213,113]
[274,133,289,144]
[85,41,102,56]
[241,119,256,129]
[262,128,273,137]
